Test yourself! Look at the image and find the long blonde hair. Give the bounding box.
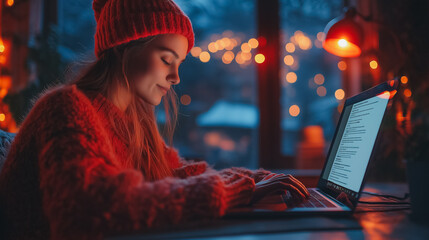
[66,36,178,181]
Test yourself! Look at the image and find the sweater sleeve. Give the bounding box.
[34,87,255,239]
[165,144,272,183]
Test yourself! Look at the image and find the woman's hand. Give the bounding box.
[249,173,310,205]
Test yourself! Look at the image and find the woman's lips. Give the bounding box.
[157,85,168,94]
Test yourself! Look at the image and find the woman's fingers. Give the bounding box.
[287,175,309,196]
[270,175,309,198]
[277,182,306,202]
[262,173,277,181]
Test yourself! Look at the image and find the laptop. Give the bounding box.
[224,79,399,218]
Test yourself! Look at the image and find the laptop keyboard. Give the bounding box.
[296,189,337,208]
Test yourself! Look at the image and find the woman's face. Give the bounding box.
[128,34,188,106]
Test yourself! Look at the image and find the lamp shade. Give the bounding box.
[323,9,363,57]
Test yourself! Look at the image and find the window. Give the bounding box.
[170,0,259,169]
[280,0,344,169]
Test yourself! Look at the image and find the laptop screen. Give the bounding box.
[320,92,390,195]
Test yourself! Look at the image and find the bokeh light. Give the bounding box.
[284,55,294,66]
[180,94,192,105]
[369,60,378,69]
[255,53,265,64]
[335,89,345,100]
[286,72,297,83]
[289,105,300,117]
[199,51,211,63]
[314,74,325,85]
[337,61,347,71]
[317,86,327,96]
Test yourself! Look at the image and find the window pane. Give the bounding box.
[160,1,259,169]
[280,0,344,169]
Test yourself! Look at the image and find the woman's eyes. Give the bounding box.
[161,58,171,66]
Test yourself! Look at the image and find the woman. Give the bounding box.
[0,0,309,239]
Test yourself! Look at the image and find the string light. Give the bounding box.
[285,43,295,53]
[248,38,259,48]
[241,43,251,53]
[314,74,325,85]
[254,54,265,64]
[199,51,210,63]
[335,89,345,100]
[190,47,202,57]
[180,95,192,105]
[286,72,297,83]
[284,55,294,66]
[289,105,300,117]
[317,86,327,96]
[337,61,347,71]
[400,76,408,84]
[369,60,378,69]
[404,89,412,98]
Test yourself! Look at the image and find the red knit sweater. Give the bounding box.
[0,84,271,240]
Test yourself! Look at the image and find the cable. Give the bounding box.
[358,200,410,205]
[354,207,411,213]
[358,191,410,205]
[360,191,410,201]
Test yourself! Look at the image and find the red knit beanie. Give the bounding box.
[92,0,194,59]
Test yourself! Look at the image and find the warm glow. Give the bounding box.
[314,39,323,48]
[284,55,294,66]
[0,56,5,64]
[289,105,300,117]
[317,32,325,41]
[338,104,344,113]
[241,43,251,53]
[222,51,235,64]
[317,86,327,96]
[285,43,295,53]
[0,114,5,122]
[323,38,361,57]
[286,72,297,83]
[400,76,408,84]
[7,0,14,7]
[314,74,325,85]
[236,52,245,64]
[222,38,231,48]
[369,60,378,69]
[377,90,397,99]
[338,39,348,48]
[338,61,347,71]
[335,89,345,100]
[208,42,217,53]
[216,39,225,50]
[204,132,221,147]
[0,44,4,53]
[180,95,192,105]
[0,88,8,98]
[298,36,312,50]
[404,89,412,98]
[255,53,265,64]
[248,38,259,48]
[224,51,235,60]
[199,51,210,63]
[190,47,202,57]
[220,139,235,151]
[241,52,251,61]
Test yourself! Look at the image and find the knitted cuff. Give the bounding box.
[222,176,255,209]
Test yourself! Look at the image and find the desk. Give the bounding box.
[109,182,429,240]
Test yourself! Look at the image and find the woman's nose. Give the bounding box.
[168,71,180,85]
